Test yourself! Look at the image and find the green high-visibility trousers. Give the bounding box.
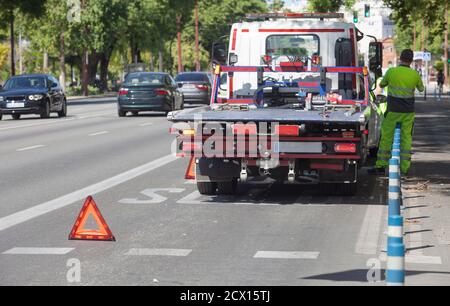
[376,112,415,174]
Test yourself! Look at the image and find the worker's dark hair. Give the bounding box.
[400,49,414,63]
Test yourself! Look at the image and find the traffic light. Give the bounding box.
[353,11,358,23]
[364,4,371,18]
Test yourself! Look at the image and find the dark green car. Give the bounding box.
[117,72,184,117]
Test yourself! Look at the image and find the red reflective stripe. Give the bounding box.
[259,29,345,33]
[242,29,249,32]
[218,98,254,104]
[310,163,344,171]
[275,125,299,136]
[326,67,363,73]
[231,29,238,51]
[298,82,320,87]
[221,66,260,72]
[229,74,234,99]
[334,143,357,153]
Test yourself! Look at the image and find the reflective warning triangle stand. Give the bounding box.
[69,196,116,241]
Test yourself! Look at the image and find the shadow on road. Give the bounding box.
[302,269,450,283]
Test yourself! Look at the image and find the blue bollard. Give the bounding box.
[386,242,405,286]
[388,159,401,216]
[387,215,403,245]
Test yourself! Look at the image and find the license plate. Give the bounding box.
[274,142,323,153]
[6,102,25,108]
[184,84,195,89]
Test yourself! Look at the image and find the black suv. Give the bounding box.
[0,74,67,120]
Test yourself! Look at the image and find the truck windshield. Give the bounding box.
[266,35,319,65]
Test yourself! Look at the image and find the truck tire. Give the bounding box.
[197,182,217,195]
[217,179,238,195]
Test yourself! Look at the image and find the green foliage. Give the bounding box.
[308,0,355,12]
[434,60,444,71]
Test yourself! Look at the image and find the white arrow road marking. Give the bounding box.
[119,188,185,204]
[0,154,178,232]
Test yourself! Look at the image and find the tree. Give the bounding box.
[0,0,46,76]
[308,0,355,12]
[269,0,285,12]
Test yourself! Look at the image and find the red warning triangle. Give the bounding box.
[185,156,196,180]
[69,196,115,241]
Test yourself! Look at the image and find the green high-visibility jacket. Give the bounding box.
[380,65,424,113]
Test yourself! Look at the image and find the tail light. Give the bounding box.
[312,55,322,65]
[155,89,169,96]
[274,125,299,136]
[195,84,209,91]
[119,89,129,96]
[334,143,357,153]
[262,55,272,63]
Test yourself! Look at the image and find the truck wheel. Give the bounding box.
[217,179,238,195]
[197,182,217,195]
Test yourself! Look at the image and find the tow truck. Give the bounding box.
[168,13,386,196]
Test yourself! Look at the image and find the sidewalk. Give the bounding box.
[400,98,450,285]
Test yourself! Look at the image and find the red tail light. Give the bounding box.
[195,84,209,91]
[334,143,357,153]
[155,89,169,96]
[274,125,299,136]
[119,89,129,96]
[312,55,322,65]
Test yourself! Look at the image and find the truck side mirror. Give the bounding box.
[369,42,383,78]
[212,42,228,66]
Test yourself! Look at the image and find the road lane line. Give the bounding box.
[0,154,178,232]
[16,145,46,152]
[254,251,320,259]
[355,204,385,255]
[89,131,109,137]
[2,247,74,255]
[140,123,154,127]
[125,248,192,257]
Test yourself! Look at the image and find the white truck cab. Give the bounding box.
[215,13,371,100]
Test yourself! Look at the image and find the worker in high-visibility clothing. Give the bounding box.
[369,49,424,175]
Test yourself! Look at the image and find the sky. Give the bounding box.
[266,0,309,11]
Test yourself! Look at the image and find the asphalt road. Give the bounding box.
[0,97,447,286]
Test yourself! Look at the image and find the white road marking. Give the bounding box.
[379,253,442,265]
[119,188,185,204]
[125,248,192,257]
[355,204,385,255]
[0,154,178,232]
[0,118,76,131]
[77,111,115,119]
[254,251,320,259]
[140,123,154,127]
[16,145,46,152]
[2,247,74,255]
[89,131,109,137]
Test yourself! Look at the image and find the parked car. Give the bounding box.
[175,72,212,104]
[118,72,184,117]
[0,74,67,120]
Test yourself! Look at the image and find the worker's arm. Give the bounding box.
[379,69,390,88]
[416,75,425,93]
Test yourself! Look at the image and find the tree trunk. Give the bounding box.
[9,10,15,76]
[59,31,66,92]
[445,1,449,87]
[159,45,164,72]
[149,52,155,71]
[99,46,113,92]
[412,20,416,50]
[43,52,49,73]
[82,49,89,96]
[195,0,200,71]
[88,51,100,85]
[176,14,183,73]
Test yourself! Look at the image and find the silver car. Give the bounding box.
[175,72,211,104]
